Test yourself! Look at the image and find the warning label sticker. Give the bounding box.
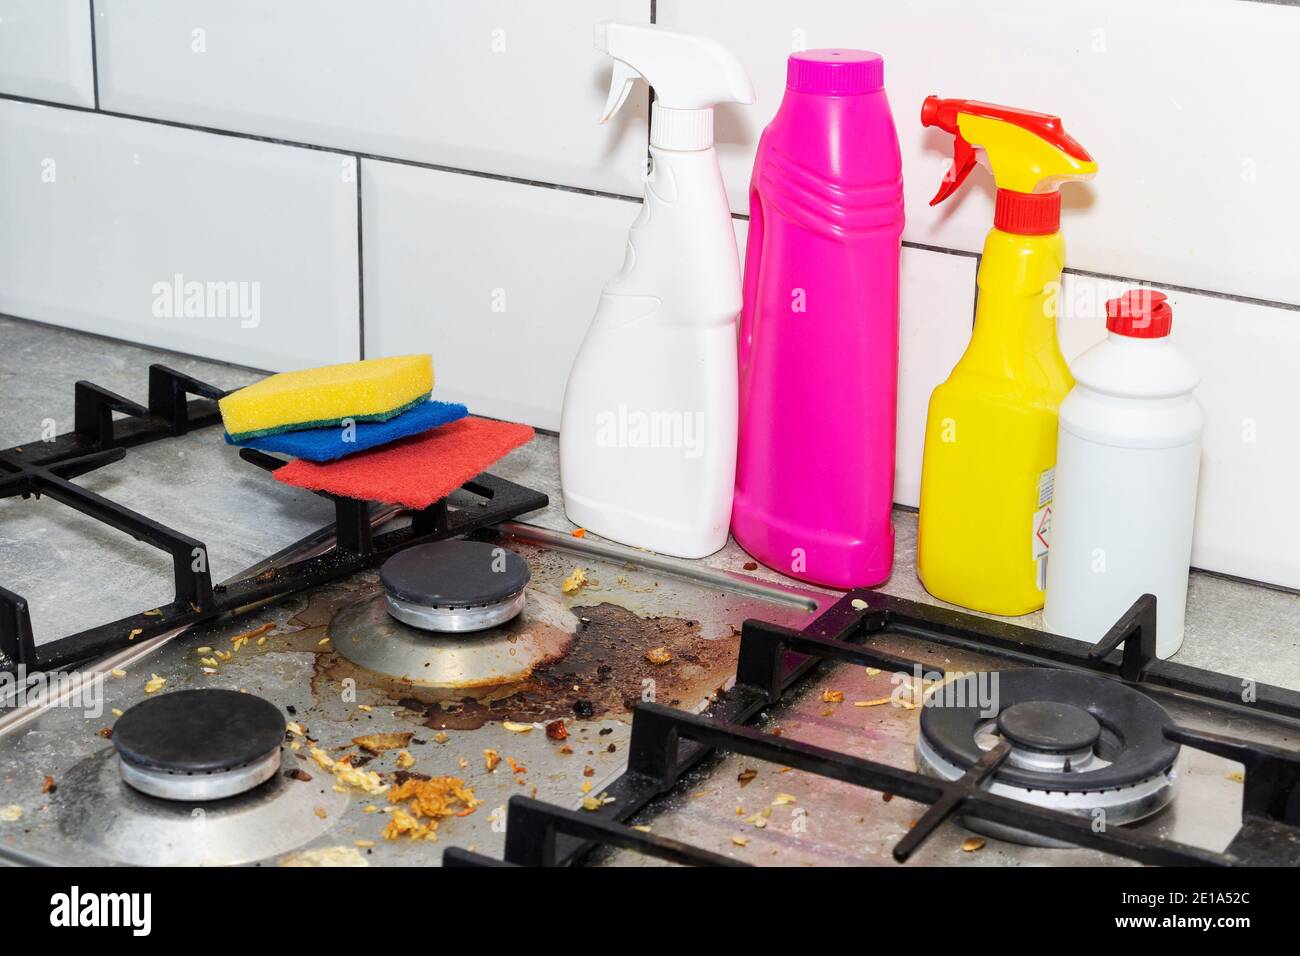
[1032,466,1054,591]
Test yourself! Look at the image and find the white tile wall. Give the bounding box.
[0,0,96,107]
[1056,273,1300,590]
[361,160,639,430]
[0,99,359,370]
[0,3,1297,593]
[894,248,977,508]
[660,0,1300,306]
[95,0,651,197]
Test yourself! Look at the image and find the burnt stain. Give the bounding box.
[285,590,738,731]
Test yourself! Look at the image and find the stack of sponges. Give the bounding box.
[220,355,534,509]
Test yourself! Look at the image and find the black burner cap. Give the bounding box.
[381,540,530,609]
[997,700,1101,754]
[113,689,286,774]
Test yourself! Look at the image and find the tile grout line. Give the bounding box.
[0,91,645,206]
[1,90,1298,316]
[87,0,100,110]
[355,156,365,361]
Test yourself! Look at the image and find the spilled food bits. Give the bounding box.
[561,567,588,594]
[352,731,414,754]
[571,528,587,538]
[961,837,987,853]
[143,674,166,694]
[850,598,869,611]
[127,628,143,641]
[310,747,388,795]
[382,776,481,842]
[731,835,750,847]
[109,668,126,679]
[644,646,672,666]
[854,697,892,708]
[279,846,368,868]
[396,750,415,770]
[0,805,23,822]
[822,689,844,703]
[433,731,449,745]
[1226,771,1245,783]
[483,749,502,772]
[502,721,533,733]
[581,792,615,811]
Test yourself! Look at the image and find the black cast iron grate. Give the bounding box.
[447,592,1300,868]
[0,366,548,673]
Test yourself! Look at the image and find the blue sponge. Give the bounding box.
[225,399,468,462]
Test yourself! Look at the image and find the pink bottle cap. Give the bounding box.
[787,50,884,95]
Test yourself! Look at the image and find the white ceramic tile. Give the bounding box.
[0,100,359,370]
[660,0,1300,305]
[894,247,978,508]
[1057,273,1300,590]
[362,160,644,430]
[0,0,95,106]
[96,0,650,197]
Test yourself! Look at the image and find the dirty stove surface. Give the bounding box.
[0,524,824,866]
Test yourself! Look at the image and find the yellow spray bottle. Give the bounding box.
[916,97,1097,615]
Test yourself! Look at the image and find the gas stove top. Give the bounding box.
[2,364,1299,868]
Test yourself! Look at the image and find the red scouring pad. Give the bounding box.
[272,416,535,509]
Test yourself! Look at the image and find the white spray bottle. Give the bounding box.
[560,21,754,559]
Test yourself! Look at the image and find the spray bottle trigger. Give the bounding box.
[599,60,640,124]
[930,133,977,207]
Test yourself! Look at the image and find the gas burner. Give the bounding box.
[915,669,1180,847]
[329,582,578,693]
[112,689,286,801]
[381,539,530,632]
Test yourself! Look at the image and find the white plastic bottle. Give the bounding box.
[559,21,754,559]
[1044,290,1203,658]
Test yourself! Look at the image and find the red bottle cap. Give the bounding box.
[1106,290,1173,338]
[994,189,1061,235]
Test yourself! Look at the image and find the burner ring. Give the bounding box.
[113,689,285,801]
[919,669,1178,792]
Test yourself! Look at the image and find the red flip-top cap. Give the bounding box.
[1106,289,1172,338]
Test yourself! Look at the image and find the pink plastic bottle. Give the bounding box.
[732,50,904,588]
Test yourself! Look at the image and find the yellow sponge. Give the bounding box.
[219,355,434,441]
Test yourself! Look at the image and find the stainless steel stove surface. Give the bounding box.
[0,524,823,866]
[3,318,1300,869]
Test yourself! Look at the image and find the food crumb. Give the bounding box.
[644,646,672,666]
[143,674,166,694]
[962,837,987,853]
[561,566,588,594]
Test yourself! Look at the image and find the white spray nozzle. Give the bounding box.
[594,20,754,132]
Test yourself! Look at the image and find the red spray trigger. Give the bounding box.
[921,96,975,206]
